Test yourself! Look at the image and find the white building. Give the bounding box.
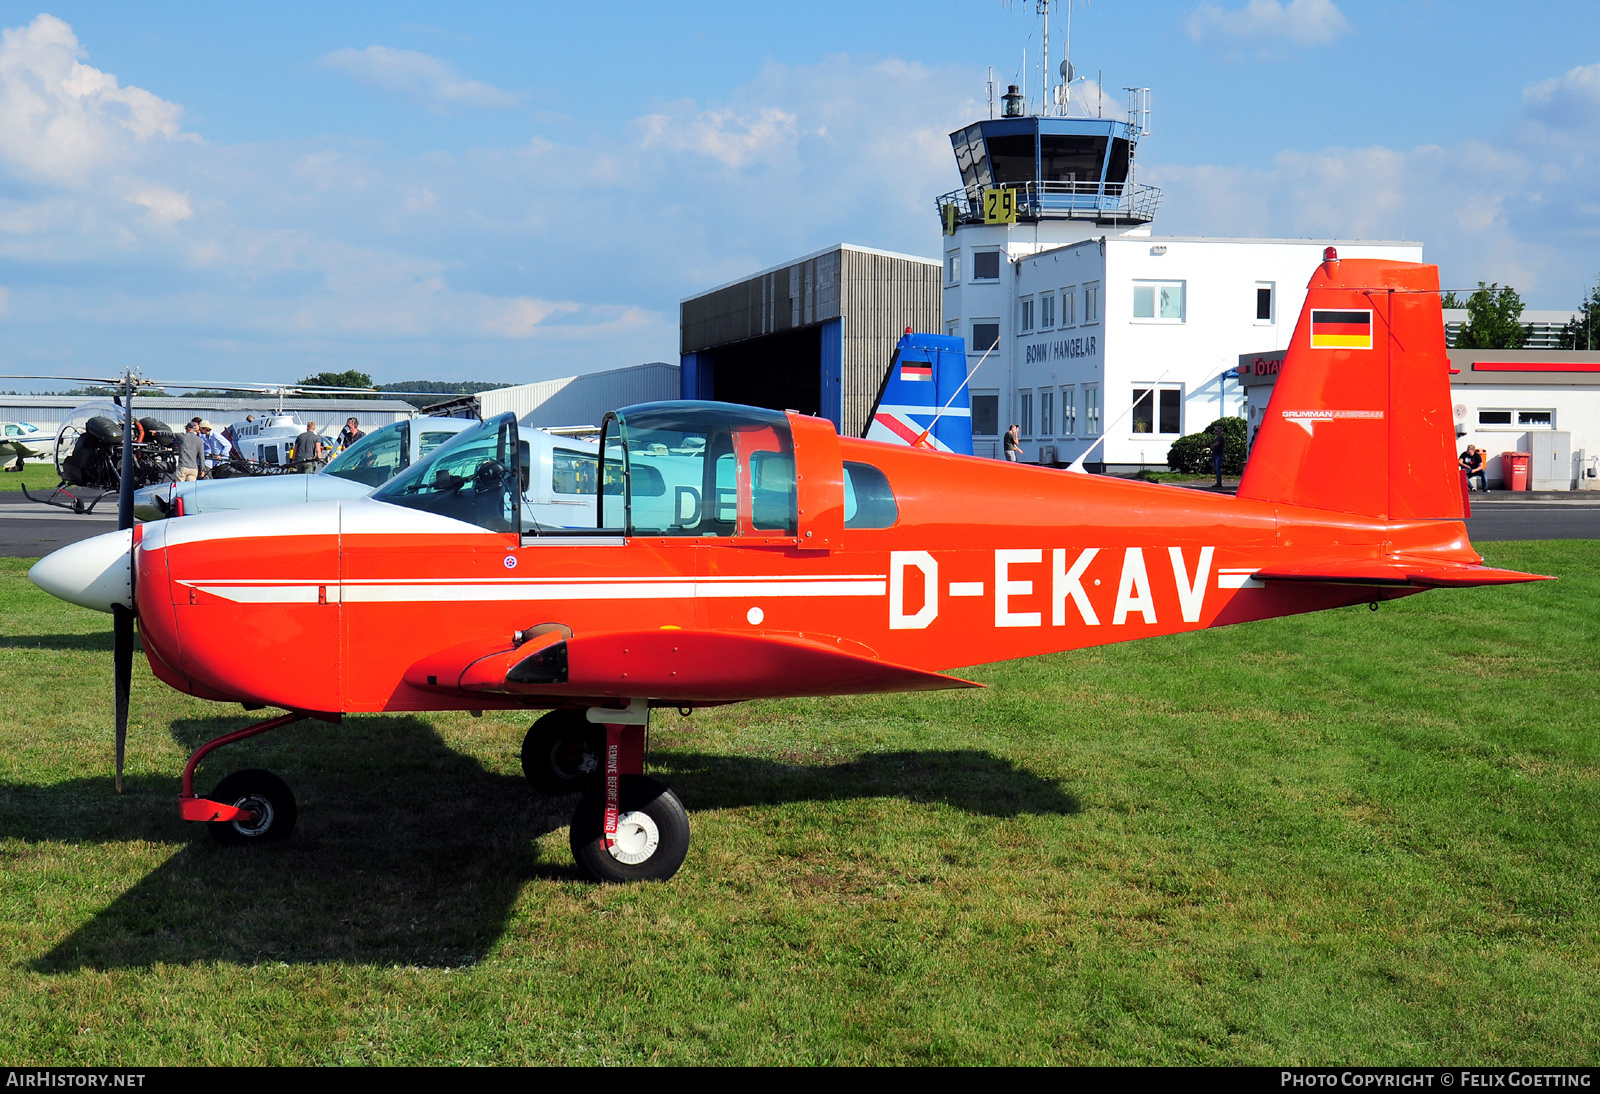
[946,231,1421,468]
[935,94,1421,470]
[429,362,679,428]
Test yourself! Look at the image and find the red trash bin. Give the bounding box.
[1502,451,1531,492]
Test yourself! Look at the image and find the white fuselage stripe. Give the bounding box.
[185,578,888,604]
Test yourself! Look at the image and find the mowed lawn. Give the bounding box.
[0,541,1595,1065]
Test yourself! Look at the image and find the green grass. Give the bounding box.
[0,542,1596,1065]
[0,462,60,492]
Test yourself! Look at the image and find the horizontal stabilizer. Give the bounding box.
[406,628,980,702]
[1255,559,1551,588]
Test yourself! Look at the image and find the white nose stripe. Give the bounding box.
[29,528,134,613]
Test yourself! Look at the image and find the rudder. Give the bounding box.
[1237,256,1464,521]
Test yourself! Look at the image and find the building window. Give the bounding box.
[1256,282,1274,323]
[971,320,1000,352]
[1132,281,1185,322]
[1132,386,1183,435]
[1085,384,1100,435]
[1478,408,1557,428]
[972,393,999,436]
[1040,389,1053,436]
[1061,287,1076,326]
[1061,385,1076,435]
[973,251,1001,281]
[1083,283,1100,324]
[1040,292,1055,329]
[1019,297,1034,333]
[1019,391,1034,437]
[946,319,960,339]
[946,253,961,285]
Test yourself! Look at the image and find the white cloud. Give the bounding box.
[633,103,799,169]
[1148,62,1600,300]
[318,46,519,112]
[1186,0,1351,54]
[483,297,582,337]
[0,13,196,187]
[127,185,192,223]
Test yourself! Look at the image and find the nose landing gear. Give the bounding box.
[174,711,314,846]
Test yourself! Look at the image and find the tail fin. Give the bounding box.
[864,332,973,455]
[1237,257,1465,521]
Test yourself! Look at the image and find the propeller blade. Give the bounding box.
[112,603,133,793]
[114,373,136,793]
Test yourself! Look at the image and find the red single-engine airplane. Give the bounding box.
[29,256,1547,882]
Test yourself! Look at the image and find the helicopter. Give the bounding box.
[24,258,1548,884]
[1,377,477,513]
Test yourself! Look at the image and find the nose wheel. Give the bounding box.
[205,768,297,845]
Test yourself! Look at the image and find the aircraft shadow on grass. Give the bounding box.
[4,715,1076,972]
[0,632,118,652]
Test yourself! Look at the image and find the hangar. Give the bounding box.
[679,244,943,437]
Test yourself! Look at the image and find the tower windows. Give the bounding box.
[1083,283,1100,324]
[972,250,1001,281]
[1019,297,1034,333]
[971,320,1000,352]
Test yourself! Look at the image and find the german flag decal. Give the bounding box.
[1310,309,1373,350]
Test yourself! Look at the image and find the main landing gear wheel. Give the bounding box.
[570,775,690,883]
[521,709,603,794]
[205,768,297,846]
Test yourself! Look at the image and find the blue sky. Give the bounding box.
[1,0,1597,389]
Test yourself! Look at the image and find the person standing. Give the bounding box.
[175,422,204,483]
[337,416,365,449]
[1209,424,1227,489]
[293,421,324,473]
[198,419,229,476]
[1003,423,1020,463]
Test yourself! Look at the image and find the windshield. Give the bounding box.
[600,402,795,537]
[324,421,408,487]
[372,414,520,533]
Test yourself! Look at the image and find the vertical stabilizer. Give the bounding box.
[1237,257,1464,521]
[864,333,974,455]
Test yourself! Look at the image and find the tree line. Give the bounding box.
[1442,278,1600,350]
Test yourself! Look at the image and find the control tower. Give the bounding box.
[935,88,1158,234]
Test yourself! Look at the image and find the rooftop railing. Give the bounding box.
[935,180,1162,226]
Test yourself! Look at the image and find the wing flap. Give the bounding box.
[1255,558,1551,588]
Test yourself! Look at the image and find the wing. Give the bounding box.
[404,628,981,702]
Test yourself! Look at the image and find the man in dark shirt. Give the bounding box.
[1459,444,1486,491]
[293,421,323,474]
[338,417,364,449]
[1209,425,1227,488]
[1003,424,1020,463]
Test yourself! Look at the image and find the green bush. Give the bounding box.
[1166,417,1247,475]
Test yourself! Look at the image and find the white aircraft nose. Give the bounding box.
[29,528,134,613]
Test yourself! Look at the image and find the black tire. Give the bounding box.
[569,775,690,883]
[205,769,297,846]
[521,709,603,794]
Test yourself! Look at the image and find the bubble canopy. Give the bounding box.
[600,401,797,538]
